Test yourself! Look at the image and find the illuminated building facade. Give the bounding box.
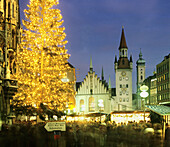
[76,57,114,114]
[143,73,157,105]
[156,54,170,105]
[0,0,20,124]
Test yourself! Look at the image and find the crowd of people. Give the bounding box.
[0,120,169,147]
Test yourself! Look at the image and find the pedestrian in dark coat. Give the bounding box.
[164,123,170,147]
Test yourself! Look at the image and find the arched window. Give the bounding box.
[80,99,85,112]
[8,2,10,18]
[98,99,104,111]
[89,97,95,112]
[12,30,15,48]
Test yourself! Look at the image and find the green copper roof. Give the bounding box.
[136,49,146,64]
[146,105,170,115]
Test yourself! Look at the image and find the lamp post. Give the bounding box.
[98,99,104,123]
[140,85,149,122]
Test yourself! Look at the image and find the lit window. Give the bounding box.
[89,97,95,112]
[80,100,85,112]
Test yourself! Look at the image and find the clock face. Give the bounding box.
[119,77,122,81]
[125,76,129,81]
[121,71,126,77]
[121,88,127,94]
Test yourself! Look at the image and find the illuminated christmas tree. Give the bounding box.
[13,0,75,110]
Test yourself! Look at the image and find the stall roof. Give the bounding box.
[146,105,170,116]
[110,110,149,114]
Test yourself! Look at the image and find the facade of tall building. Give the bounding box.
[136,50,146,109]
[143,73,157,105]
[156,53,170,105]
[0,0,20,124]
[114,27,133,111]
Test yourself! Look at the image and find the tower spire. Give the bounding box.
[90,56,93,73]
[101,66,104,81]
[119,26,128,50]
[109,75,111,89]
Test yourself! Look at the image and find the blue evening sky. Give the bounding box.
[19,0,170,92]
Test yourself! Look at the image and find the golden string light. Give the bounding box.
[12,0,75,110]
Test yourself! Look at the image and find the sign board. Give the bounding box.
[44,121,66,132]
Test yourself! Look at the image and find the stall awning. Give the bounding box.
[145,105,170,116]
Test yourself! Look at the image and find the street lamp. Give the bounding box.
[140,85,149,122]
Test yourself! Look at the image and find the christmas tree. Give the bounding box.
[13,0,75,110]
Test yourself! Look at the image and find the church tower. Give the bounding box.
[114,27,133,111]
[136,49,146,109]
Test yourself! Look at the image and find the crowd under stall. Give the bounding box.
[110,110,150,125]
[145,105,170,139]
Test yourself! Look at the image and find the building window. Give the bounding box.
[89,97,95,112]
[127,98,129,102]
[122,59,125,65]
[98,99,104,111]
[141,75,143,80]
[120,84,122,88]
[122,105,126,111]
[80,99,85,112]
[8,2,10,18]
[122,50,124,55]
[120,98,122,102]
[126,84,128,88]
[123,98,125,102]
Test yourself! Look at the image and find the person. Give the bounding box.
[164,123,170,147]
[66,127,75,147]
[74,125,82,147]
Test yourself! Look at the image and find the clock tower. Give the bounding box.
[114,27,133,111]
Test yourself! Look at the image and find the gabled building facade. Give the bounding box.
[76,57,112,114]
